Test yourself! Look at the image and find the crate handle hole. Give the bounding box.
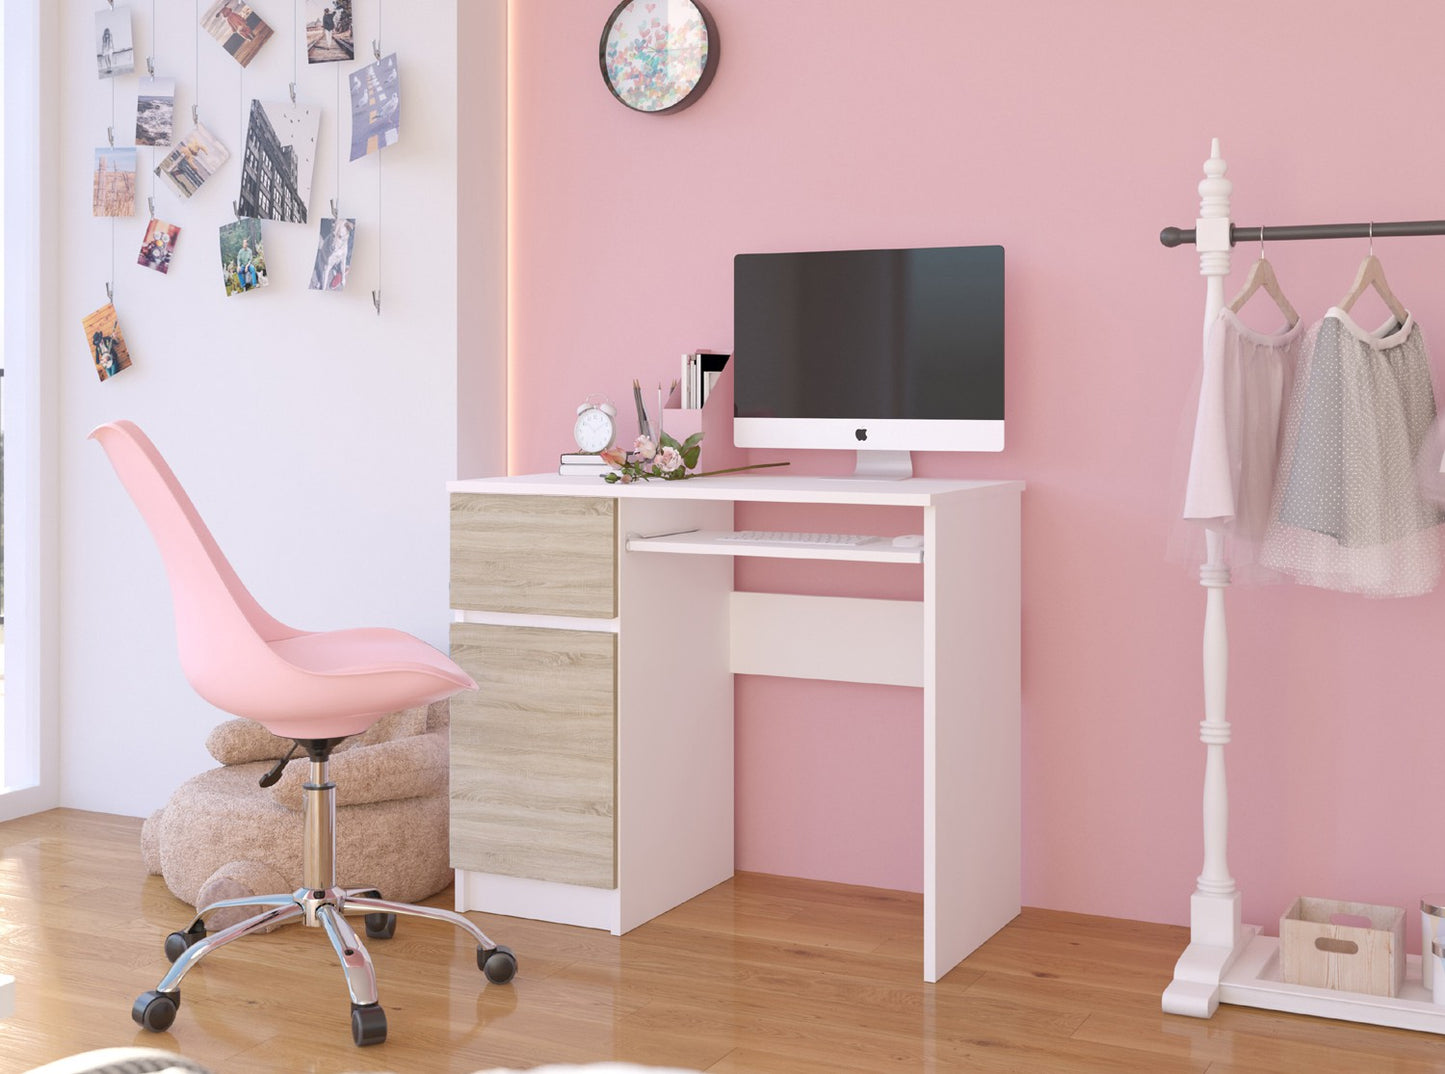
[1328,912,1372,929]
[1315,937,1359,955]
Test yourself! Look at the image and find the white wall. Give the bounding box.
[55,0,470,818]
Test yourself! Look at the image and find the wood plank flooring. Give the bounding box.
[2,809,1444,1072]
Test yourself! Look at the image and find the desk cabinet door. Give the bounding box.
[450,494,616,618]
[449,622,617,889]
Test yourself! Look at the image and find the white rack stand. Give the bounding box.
[1161,141,1445,1033]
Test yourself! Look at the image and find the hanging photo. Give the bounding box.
[93,147,136,217]
[82,303,133,382]
[135,77,177,147]
[349,52,400,161]
[199,0,274,68]
[137,218,181,274]
[155,123,230,199]
[219,218,268,297]
[95,7,135,79]
[237,100,320,224]
[309,217,355,291]
[305,0,353,63]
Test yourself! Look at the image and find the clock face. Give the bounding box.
[600,0,717,114]
[574,406,616,453]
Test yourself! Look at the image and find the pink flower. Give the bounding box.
[600,447,629,469]
[657,446,683,472]
[633,435,657,460]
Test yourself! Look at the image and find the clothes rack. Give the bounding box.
[1158,138,1445,1035]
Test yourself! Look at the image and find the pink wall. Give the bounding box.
[507,0,1445,939]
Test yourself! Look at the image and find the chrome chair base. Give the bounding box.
[134,886,517,1045]
[133,754,516,1046]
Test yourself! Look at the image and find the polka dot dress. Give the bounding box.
[1260,307,1444,596]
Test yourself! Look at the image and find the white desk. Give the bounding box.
[445,473,1022,982]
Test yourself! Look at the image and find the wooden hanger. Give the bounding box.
[1228,255,1299,327]
[1338,224,1408,324]
[1338,253,1408,324]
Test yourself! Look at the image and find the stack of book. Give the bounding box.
[558,452,613,477]
[679,352,730,409]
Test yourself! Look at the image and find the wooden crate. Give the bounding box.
[1280,897,1405,997]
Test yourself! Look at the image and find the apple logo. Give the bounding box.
[854,428,868,441]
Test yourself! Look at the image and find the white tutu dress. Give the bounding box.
[1175,308,1304,583]
[1259,308,1444,596]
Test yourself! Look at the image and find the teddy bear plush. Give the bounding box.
[141,700,454,931]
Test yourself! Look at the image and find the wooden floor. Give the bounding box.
[3,811,1445,1072]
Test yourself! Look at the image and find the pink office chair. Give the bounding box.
[90,420,516,1047]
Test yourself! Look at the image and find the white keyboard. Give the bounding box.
[717,530,879,547]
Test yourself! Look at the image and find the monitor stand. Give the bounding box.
[853,450,913,480]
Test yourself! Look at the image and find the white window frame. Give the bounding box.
[0,0,58,818]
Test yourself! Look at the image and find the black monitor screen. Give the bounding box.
[733,245,1004,421]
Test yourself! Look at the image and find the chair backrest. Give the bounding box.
[89,421,299,706]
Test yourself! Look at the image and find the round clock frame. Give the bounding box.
[599,0,719,115]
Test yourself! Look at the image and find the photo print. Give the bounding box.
[349,52,400,161]
[82,303,133,382]
[95,6,135,78]
[156,123,230,199]
[137,218,181,274]
[135,77,177,147]
[220,218,268,297]
[92,147,136,217]
[305,0,353,63]
[237,100,320,223]
[309,216,355,291]
[199,0,273,68]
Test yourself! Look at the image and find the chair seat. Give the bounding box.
[250,628,475,739]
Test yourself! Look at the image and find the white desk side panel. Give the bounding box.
[924,487,1022,982]
[615,498,736,933]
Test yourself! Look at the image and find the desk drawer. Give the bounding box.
[450,494,616,617]
[448,622,617,889]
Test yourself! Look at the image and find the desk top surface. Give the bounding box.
[450,472,1023,507]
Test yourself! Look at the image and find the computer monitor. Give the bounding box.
[732,244,1004,478]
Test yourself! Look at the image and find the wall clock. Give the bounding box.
[574,395,619,453]
[600,0,718,114]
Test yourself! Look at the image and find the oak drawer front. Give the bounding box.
[449,623,617,889]
[450,494,616,618]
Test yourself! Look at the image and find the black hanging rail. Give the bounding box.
[1160,219,1445,248]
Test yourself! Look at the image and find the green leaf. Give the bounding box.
[659,432,683,452]
[682,445,701,469]
[602,473,620,483]
[682,432,704,450]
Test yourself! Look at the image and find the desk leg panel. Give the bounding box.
[616,499,736,932]
[924,489,1022,982]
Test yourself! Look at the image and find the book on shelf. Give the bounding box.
[559,463,612,477]
[678,352,730,409]
[560,452,610,465]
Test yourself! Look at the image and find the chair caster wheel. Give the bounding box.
[164,923,206,963]
[364,912,397,939]
[132,989,180,1032]
[351,1002,387,1046]
[479,944,517,984]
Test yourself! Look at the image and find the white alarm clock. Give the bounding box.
[573,394,618,453]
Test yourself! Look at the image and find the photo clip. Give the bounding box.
[147,196,156,218]
[330,199,338,219]
[288,82,297,104]
[105,282,114,302]
[372,39,381,61]
[232,201,241,219]
[192,104,199,124]
[107,126,114,147]
[146,56,154,77]
[372,289,382,316]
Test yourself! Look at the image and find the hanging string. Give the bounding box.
[372,0,382,315]
[193,0,200,123]
[109,56,117,305]
[335,66,342,214]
